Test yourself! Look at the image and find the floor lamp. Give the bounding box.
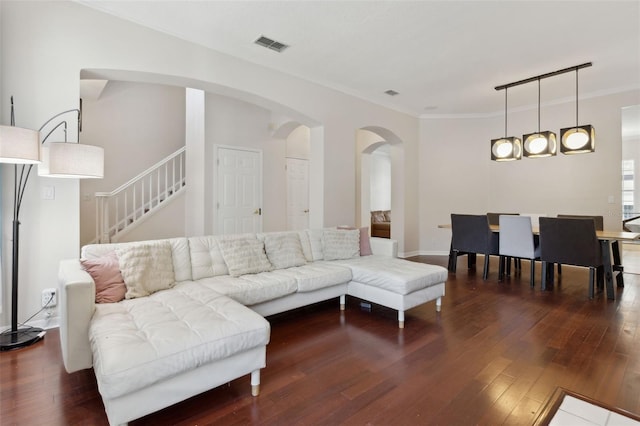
[0,97,104,351]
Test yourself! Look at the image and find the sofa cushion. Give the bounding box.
[305,229,325,261]
[261,232,307,269]
[198,273,297,306]
[218,238,273,277]
[297,230,314,262]
[116,241,176,299]
[339,255,448,295]
[271,262,352,293]
[80,252,126,303]
[89,282,270,399]
[322,229,360,260]
[188,236,229,279]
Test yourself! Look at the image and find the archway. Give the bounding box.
[79,69,325,242]
[356,127,404,249]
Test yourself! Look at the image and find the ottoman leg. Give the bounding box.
[339,294,345,311]
[436,297,442,312]
[251,370,260,396]
[398,311,405,329]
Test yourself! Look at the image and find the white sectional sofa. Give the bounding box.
[58,228,447,425]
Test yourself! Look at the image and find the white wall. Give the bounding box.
[205,93,288,232]
[286,125,310,159]
[0,1,419,327]
[370,149,391,211]
[420,90,640,254]
[80,81,186,245]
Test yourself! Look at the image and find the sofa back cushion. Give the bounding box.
[188,233,256,279]
[81,237,192,283]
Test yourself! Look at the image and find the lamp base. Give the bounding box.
[0,327,45,351]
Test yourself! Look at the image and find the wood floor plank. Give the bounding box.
[2,253,640,425]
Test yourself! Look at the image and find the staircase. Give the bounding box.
[95,147,186,243]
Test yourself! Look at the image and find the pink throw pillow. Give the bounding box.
[337,226,372,256]
[359,227,372,256]
[81,251,126,303]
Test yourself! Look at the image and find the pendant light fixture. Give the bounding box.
[560,67,595,154]
[492,62,592,162]
[491,88,522,161]
[523,79,556,157]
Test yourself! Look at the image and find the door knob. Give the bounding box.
[303,209,309,213]
[254,208,262,215]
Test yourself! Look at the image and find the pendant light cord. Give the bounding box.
[537,79,541,133]
[504,88,508,137]
[575,69,579,127]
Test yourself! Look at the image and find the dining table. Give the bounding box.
[438,223,640,300]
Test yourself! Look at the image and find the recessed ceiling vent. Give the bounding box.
[254,35,289,53]
[384,89,399,96]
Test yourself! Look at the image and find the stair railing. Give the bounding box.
[95,147,186,243]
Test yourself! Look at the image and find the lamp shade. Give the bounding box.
[38,142,104,178]
[523,131,557,157]
[491,137,522,161]
[560,125,595,154]
[0,125,41,164]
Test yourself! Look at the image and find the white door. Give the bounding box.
[286,158,309,231]
[216,147,262,235]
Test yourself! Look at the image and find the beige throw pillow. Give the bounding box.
[218,238,273,277]
[322,229,360,260]
[263,233,307,269]
[116,241,175,299]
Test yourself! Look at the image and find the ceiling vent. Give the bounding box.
[254,35,289,53]
[384,89,399,96]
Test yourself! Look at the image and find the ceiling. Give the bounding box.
[77,1,640,118]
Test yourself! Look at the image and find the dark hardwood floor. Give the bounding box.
[2,253,640,425]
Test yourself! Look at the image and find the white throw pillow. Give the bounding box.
[116,241,175,299]
[322,229,360,260]
[218,238,273,277]
[263,233,307,269]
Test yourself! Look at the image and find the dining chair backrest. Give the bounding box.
[487,212,519,226]
[499,215,536,259]
[451,214,497,254]
[557,214,604,231]
[539,217,602,267]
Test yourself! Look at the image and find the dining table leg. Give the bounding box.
[612,240,624,288]
[600,240,615,300]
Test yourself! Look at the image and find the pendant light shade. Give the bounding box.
[560,68,595,154]
[523,131,557,157]
[491,88,522,161]
[523,79,556,158]
[491,137,522,161]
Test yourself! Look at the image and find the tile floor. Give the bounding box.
[550,395,640,426]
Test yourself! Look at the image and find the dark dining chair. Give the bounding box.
[539,217,604,299]
[450,214,499,280]
[498,215,540,288]
[555,215,604,275]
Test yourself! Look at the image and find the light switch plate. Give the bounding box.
[42,186,55,200]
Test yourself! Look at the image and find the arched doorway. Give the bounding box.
[357,127,404,246]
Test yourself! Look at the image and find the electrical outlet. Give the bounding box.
[42,288,57,308]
